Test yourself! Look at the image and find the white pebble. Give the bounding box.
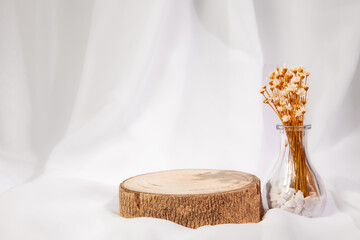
[280,191,293,200]
[289,188,296,195]
[270,192,280,201]
[303,196,320,211]
[295,190,304,207]
[270,186,319,217]
[294,206,302,215]
[280,205,294,213]
[301,209,312,217]
[277,198,286,206]
[271,201,280,208]
[284,198,296,208]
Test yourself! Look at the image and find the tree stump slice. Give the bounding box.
[119,169,263,228]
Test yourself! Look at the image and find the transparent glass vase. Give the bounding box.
[264,124,326,217]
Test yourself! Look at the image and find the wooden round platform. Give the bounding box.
[119,169,263,228]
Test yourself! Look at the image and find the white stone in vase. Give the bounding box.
[284,198,296,208]
[301,209,312,217]
[270,192,280,201]
[294,190,304,207]
[294,206,302,215]
[277,197,286,206]
[280,205,294,213]
[280,190,293,200]
[269,186,321,217]
[303,195,320,211]
[271,201,280,208]
[289,188,296,194]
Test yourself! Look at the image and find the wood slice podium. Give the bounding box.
[119,169,263,228]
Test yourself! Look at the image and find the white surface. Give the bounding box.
[0,0,360,239]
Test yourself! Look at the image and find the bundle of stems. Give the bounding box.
[260,65,318,197]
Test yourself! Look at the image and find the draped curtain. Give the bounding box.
[0,0,359,239]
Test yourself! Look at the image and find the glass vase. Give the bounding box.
[264,124,326,217]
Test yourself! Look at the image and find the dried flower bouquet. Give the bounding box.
[260,65,317,198]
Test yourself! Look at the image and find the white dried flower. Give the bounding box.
[288,83,298,93]
[280,98,287,106]
[296,88,306,96]
[282,115,290,123]
[286,104,292,111]
[297,66,304,73]
[274,80,281,89]
[273,96,280,105]
[277,106,284,112]
[281,89,289,97]
[303,83,309,91]
[293,76,300,84]
[269,71,276,80]
[300,106,306,114]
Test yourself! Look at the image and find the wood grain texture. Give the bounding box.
[119,169,263,228]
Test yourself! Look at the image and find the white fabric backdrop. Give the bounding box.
[0,0,360,239]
